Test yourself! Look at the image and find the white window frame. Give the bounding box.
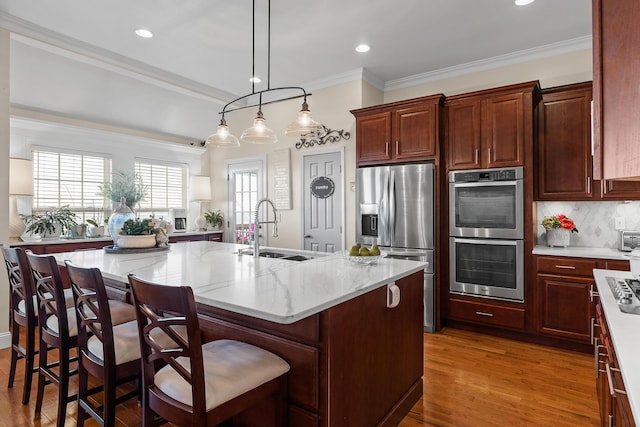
[225,156,266,245]
[31,146,112,223]
[134,158,189,220]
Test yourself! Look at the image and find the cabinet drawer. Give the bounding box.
[537,256,598,277]
[448,298,525,330]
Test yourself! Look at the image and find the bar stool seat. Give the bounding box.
[155,338,290,410]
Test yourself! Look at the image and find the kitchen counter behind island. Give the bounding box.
[52,241,427,426]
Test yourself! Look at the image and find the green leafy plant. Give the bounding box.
[99,170,148,209]
[119,218,157,235]
[22,205,79,236]
[204,210,224,228]
[86,218,100,228]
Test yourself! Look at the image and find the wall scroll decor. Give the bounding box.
[295,125,351,149]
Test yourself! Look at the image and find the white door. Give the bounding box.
[225,158,265,245]
[302,151,343,252]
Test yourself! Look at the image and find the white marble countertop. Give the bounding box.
[51,241,427,324]
[593,269,640,424]
[533,245,630,260]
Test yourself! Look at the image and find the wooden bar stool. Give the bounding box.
[2,247,39,404]
[26,251,79,427]
[65,261,140,427]
[128,274,290,427]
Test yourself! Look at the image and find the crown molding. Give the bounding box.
[384,36,592,92]
[0,11,240,106]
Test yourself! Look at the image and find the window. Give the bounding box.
[32,149,111,223]
[226,158,265,245]
[135,160,187,220]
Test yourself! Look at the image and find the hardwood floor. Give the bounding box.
[0,328,599,426]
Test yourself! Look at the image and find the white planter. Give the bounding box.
[116,234,157,249]
[546,228,570,247]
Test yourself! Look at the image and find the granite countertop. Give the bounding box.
[12,230,222,246]
[51,241,426,324]
[593,269,640,424]
[533,245,630,261]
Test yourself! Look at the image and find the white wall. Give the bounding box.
[384,48,592,102]
[0,29,11,348]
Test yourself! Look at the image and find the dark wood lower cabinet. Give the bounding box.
[595,304,636,427]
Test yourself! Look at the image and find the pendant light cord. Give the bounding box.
[251,0,255,94]
[267,0,271,91]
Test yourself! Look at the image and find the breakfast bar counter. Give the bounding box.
[52,241,427,426]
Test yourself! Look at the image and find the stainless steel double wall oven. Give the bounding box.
[449,167,524,302]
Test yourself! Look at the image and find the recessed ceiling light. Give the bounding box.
[135,28,154,38]
[355,44,371,53]
[249,76,262,83]
[515,0,535,5]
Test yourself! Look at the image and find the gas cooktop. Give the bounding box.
[606,276,640,315]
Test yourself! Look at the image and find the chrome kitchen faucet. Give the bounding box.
[253,198,278,258]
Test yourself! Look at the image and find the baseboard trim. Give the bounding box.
[0,331,11,349]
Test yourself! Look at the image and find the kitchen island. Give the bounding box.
[52,241,427,426]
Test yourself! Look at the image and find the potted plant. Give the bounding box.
[115,218,157,248]
[86,218,106,238]
[22,205,79,239]
[541,214,578,247]
[204,209,224,230]
[99,170,148,210]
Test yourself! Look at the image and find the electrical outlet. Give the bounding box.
[350,181,356,192]
[614,217,625,230]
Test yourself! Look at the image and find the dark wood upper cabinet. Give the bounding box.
[593,0,640,181]
[351,94,443,167]
[536,82,593,200]
[446,81,538,170]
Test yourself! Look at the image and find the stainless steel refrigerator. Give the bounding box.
[356,163,436,332]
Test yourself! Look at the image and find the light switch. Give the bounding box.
[350,181,356,192]
[614,217,625,230]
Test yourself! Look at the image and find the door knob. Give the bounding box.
[303,235,312,238]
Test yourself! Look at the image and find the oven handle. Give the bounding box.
[452,180,520,188]
[451,237,521,246]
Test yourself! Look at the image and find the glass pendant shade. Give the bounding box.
[240,110,278,144]
[206,119,240,147]
[285,101,326,138]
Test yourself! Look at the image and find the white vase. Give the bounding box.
[116,234,157,249]
[546,228,571,247]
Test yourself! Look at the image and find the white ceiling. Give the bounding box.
[0,0,592,141]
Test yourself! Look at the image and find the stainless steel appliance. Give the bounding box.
[605,276,640,314]
[449,167,524,239]
[619,230,640,252]
[449,237,524,301]
[169,208,188,233]
[356,163,436,332]
[449,166,525,302]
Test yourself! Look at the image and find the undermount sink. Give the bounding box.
[236,249,316,261]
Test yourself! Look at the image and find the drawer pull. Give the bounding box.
[590,284,599,302]
[605,363,627,396]
[554,265,576,270]
[475,311,494,317]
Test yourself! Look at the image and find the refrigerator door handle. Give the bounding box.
[389,169,396,244]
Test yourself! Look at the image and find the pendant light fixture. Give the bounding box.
[205,0,324,147]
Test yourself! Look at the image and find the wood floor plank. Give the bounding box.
[0,327,599,426]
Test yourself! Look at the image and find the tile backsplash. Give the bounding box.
[537,201,640,248]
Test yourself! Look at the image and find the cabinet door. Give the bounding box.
[536,85,593,200]
[447,99,482,170]
[393,104,437,161]
[600,179,640,200]
[537,275,593,342]
[483,92,525,168]
[355,112,392,165]
[593,0,640,180]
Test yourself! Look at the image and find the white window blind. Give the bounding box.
[32,150,111,221]
[135,160,187,219]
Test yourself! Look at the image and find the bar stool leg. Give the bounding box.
[7,323,19,389]
[22,324,37,404]
[56,346,70,427]
[34,340,47,417]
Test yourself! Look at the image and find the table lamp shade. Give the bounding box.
[190,176,211,201]
[10,158,34,196]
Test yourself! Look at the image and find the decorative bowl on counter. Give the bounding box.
[340,250,386,266]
